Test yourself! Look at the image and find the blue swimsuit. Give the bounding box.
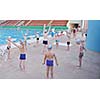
[46,59,54,67]
[20,54,26,60]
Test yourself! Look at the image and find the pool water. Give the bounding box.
[0,28,44,45]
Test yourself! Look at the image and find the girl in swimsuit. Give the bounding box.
[78,40,86,67]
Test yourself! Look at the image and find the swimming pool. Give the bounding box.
[0,28,44,45]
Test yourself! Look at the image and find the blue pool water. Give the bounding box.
[0,28,44,45]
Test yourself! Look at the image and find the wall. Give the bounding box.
[86,20,100,52]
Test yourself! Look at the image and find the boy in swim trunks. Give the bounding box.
[43,30,48,53]
[42,45,58,79]
[35,32,40,46]
[7,36,12,59]
[55,34,59,48]
[78,40,86,67]
[66,32,71,51]
[8,39,27,71]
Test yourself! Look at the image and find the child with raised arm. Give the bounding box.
[42,25,51,54]
[42,45,58,79]
[55,34,60,48]
[8,39,27,71]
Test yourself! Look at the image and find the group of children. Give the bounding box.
[5,26,87,78]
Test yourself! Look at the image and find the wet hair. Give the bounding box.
[61,31,63,33]
[44,31,47,33]
[19,40,24,45]
[81,40,85,42]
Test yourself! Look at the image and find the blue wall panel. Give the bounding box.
[86,20,100,52]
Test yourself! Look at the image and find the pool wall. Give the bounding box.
[86,20,100,52]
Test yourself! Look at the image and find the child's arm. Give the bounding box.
[43,24,46,34]
[84,46,87,51]
[8,39,20,48]
[42,54,46,65]
[54,54,58,66]
[47,25,51,34]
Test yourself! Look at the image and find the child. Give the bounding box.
[55,34,60,48]
[42,45,58,79]
[78,40,86,67]
[72,28,77,38]
[35,32,40,46]
[7,36,12,59]
[66,32,71,51]
[8,39,27,71]
[43,30,49,53]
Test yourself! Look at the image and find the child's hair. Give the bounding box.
[81,39,85,42]
[20,40,24,45]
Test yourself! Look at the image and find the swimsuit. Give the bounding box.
[7,46,11,50]
[55,40,59,43]
[85,34,87,37]
[43,40,48,45]
[79,52,84,58]
[37,38,39,40]
[20,54,26,60]
[46,59,53,67]
[67,41,70,45]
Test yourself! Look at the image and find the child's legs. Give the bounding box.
[43,45,47,53]
[79,57,82,66]
[22,60,25,70]
[50,67,53,78]
[43,45,46,50]
[46,67,50,78]
[73,32,76,37]
[19,60,22,70]
[8,49,10,59]
[56,42,58,47]
[67,45,69,50]
[37,40,39,45]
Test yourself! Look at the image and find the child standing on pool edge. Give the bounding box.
[55,33,60,48]
[7,36,12,60]
[66,30,71,51]
[78,40,86,67]
[35,32,40,46]
[42,44,58,79]
[8,39,27,71]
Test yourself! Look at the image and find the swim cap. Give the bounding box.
[76,38,81,44]
[48,44,52,50]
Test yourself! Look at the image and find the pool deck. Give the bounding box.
[0,33,100,79]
